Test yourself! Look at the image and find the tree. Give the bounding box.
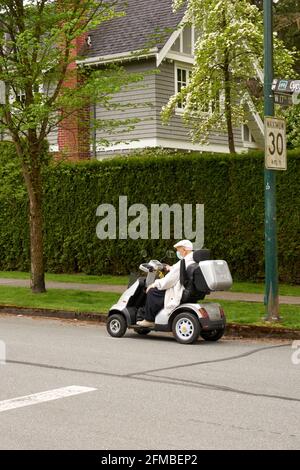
[284,103,300,148]
[274,0,300,73]
[0,1,143,292]
[273,0,300,149]
[162,0,295,153]
[251,0,300,148]
[252,0,300,73]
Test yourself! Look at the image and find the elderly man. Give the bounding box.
[136,240,194,328]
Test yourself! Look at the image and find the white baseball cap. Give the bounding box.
[173,240,193,250]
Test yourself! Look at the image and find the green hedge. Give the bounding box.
[0,143,299,283]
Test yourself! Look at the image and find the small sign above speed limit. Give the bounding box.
[264,117,287,170]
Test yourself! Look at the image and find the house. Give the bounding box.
[56,0,265,159]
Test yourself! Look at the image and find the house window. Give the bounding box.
[175,65,222,114]
[194,27,201,47]
[172,36,180,53]
[171,25,198,56]
[197,87,223,115]
[175,66,191,109]
[243,124,255,144]
[16,89,26,103]
[182,25,192,55]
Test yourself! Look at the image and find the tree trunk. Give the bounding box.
[29,181,46,293]
[22,158,46,293]
[224,54,236,154]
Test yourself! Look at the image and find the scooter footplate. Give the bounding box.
[128,324,155,330]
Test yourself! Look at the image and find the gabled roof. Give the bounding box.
[87,0,185,60]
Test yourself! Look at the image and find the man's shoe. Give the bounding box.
[136,320,155,328]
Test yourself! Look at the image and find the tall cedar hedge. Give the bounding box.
[0,143,299,282]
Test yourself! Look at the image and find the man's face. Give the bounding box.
[177,246,186,258]
[176,247,193,258]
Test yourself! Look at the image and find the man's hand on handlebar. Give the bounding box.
[146,283,155,293]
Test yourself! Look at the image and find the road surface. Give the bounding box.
[0,314,299,450]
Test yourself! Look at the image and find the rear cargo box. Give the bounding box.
[199,260,233,291]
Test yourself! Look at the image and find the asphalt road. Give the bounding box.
[0,314,299,450]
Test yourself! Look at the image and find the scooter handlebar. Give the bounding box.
[139,263,154,273]
[139,260,164,272]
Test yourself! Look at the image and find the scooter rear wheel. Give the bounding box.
[107,314,127,338]
[200,328,225,341]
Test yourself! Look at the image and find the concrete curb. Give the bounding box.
[0,305,106,323]
[225,323,300,340]
[1,305,300,340]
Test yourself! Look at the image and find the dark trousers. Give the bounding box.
[144,288,166,321]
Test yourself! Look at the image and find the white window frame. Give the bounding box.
[170,25,197,57]
[16,89,26,103]
[242,124,256,148]
[174,63,224,117]
[174,64,192,113]
[201,89,223,116]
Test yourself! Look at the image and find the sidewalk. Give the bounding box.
[0,278,300,305]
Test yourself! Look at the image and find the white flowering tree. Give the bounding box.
[162,0,295,153]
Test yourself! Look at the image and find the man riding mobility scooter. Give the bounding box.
[106,249,233,344]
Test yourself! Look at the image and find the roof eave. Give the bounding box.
[76,47,158,66]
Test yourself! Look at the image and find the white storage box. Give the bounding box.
[199,260,233,291]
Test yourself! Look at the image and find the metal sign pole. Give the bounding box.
[264,0,280,321]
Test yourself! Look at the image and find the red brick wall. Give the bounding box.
[58,34,90,160]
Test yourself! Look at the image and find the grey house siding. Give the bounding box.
[155,60,243,148]
[94,57,247,154]
[155,61,191,141]
[94,59,157,151]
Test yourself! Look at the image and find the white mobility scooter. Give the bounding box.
[106,249,233,344]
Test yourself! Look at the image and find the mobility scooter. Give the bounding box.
[106,249,233,344]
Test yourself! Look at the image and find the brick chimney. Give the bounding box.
[58,34,90,160]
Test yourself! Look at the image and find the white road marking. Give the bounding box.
[0,386,97,413]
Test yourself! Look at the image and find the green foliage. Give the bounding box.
[283,104,300,149]
[163,0,295,151]
[274,0,300,74]
[0,142,25,198]
[0,142,29,270]
[0,1,144,155]
[0,146,299,283]
[0,1,147,290]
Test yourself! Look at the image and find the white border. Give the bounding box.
[95,137,248,155]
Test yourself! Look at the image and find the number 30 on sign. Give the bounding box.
[264,117,287,171]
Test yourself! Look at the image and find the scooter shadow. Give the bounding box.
[125,331,222,345]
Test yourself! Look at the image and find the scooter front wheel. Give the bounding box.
[107,314,127,338]
[172,312,200,344]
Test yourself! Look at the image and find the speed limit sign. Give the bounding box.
[264,117,287,170]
